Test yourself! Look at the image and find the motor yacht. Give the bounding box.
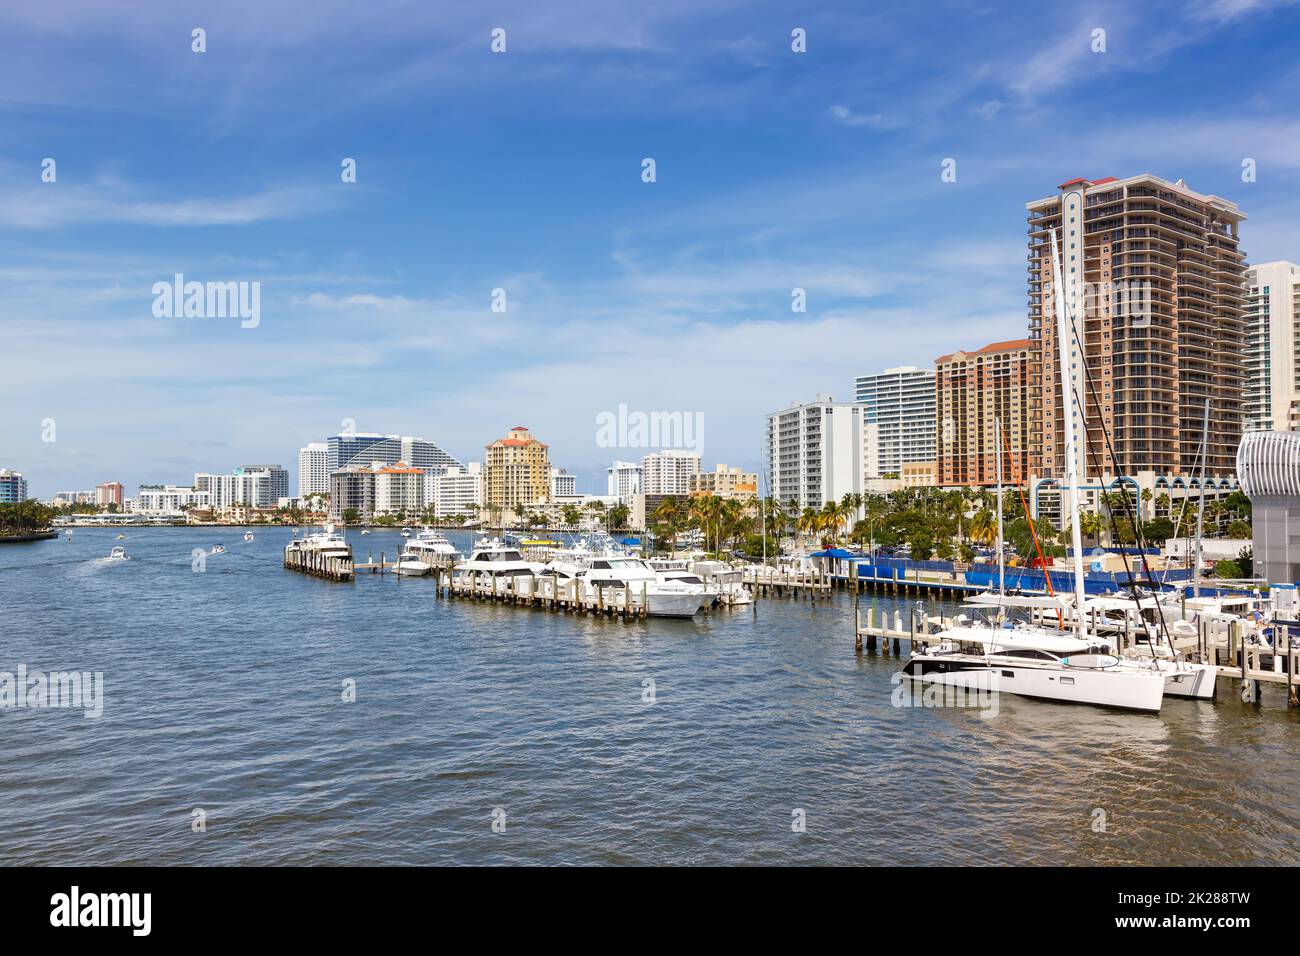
[108,546,129,561]
[394,543,433,576]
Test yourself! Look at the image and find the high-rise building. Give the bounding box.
[854,366,936,478]
[325,433,459,474]
[766,396,866,510]
[689,465,757,499]
[551,468,576,498]
[298,443,330,497]
[95,481,124,508]
[136,484,209,512]
[607,460,642,500]
[429,463,483,518]
[1244,261,1300,433]
[373,462,424,515]
[934,339,1033,487]
[0,469,29,503]
[329,466,376,520]
[484,426,551,512]
[240,465,289,504]
[1027,174,1247,478]
[641,451,701,496]
[329,433,399,469]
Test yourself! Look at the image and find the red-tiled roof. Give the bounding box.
[1059,177,1089,188]
[935,338,1033,365]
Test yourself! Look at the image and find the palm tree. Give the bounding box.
[653,496,684,555]
[968,508,995,546]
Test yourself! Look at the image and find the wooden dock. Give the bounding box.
[444,571,649,619]
[854,603,1300,706]
[283,547,353,581]
[741,568,833,598]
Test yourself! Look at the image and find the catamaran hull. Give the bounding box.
[902,657,1165,712]
[1159,663,1217,700]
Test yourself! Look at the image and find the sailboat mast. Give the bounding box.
[995,415,1005,597]
[1050,228,1087,639]
[1193,398,1210,598]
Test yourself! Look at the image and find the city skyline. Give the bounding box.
[7,1,1300,497]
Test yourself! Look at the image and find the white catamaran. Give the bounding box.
[902,228,1167,712]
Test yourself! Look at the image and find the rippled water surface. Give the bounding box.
[3,527,1299,865]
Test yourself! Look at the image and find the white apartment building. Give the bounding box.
[298,442,330,497]
[373,462,424,515]
[551,468,576,498]
[641,450,701,496]
[854,365,936,477]
[1244,261,1300,433]
[194,467,284,509]
[136,484,210,513]
[429,462,484,518]
[607,460,642,501]
[766,395,866,510]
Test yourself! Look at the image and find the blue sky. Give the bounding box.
[6,0,1300,497]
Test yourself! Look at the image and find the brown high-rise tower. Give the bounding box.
[1026,174,1246,479]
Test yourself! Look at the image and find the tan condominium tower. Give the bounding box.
[934,339,1033,486]
[1027,174,1246,478]
[485,426,551,512]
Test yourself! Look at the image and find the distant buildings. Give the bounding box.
[854,366,936,478]
[136,484,209,512]
[194,466,287,510]
[1244,261,1300,433]
[935,339,1033,486]
[298,442,330,497]
[766,396,866,510]
[373,463,423,516]
[329,466,376,519]
[607,460,642,501]
[641,450,701,496]
[689,464,757,499]
[0,469,28,503]
[430,463,483,518]
[325,433,459,474]
[95,482,124,508]
[484,426,551,512]
[1027,173,1246,479]
[551,468,576,498]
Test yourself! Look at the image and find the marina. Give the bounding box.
[5,525,1300,867]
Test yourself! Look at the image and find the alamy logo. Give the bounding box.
[0,665,103,718]
[152,273,261,328]
[595,403,703,454]
[50,886,151,936]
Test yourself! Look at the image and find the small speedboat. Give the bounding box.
[116,533,125,540]
[401,527,413,538]
[243,532,254,542]
[212,545,226,554]
[108,546,128,561]
[361,529,371,535]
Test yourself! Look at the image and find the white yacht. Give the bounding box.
[404,529,462,563]
[401,527,413,538]
[454,538,546,579]
[579,555,714,618]
[394,543,433,576]
[108,546,128,561]
[288,527,353,560]
[243,531,255,542]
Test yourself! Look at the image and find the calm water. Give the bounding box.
[2,527,1299,866]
